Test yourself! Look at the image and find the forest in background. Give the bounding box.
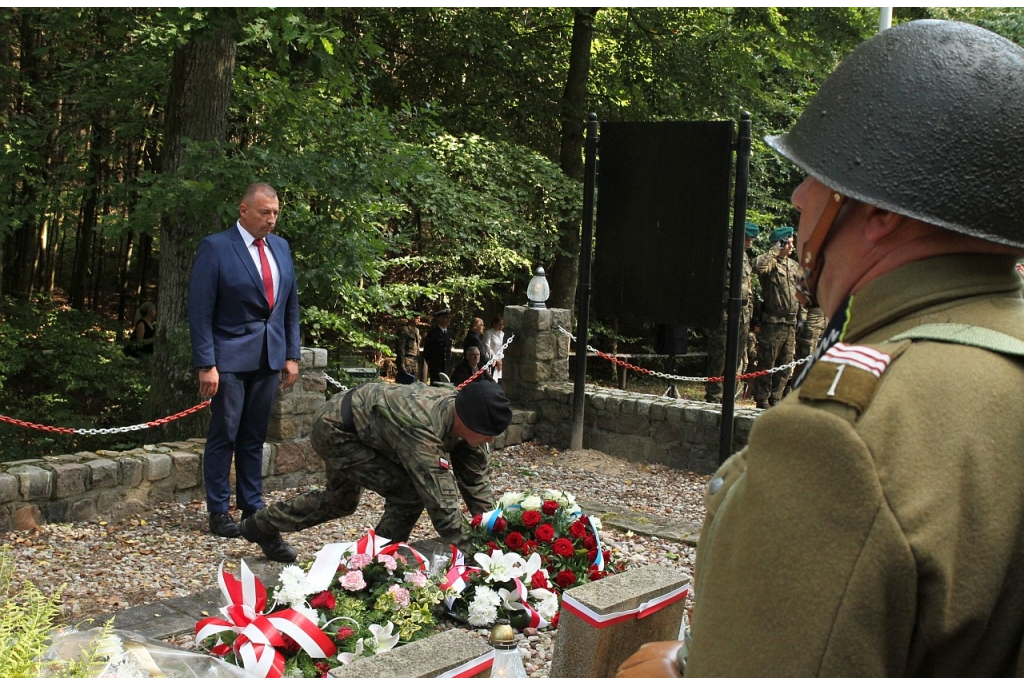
[1,7,1020,459]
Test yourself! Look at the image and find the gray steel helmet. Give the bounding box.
[766,20,1024,248]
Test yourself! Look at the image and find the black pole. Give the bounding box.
[719,111,752,465]
[570,113,599,451]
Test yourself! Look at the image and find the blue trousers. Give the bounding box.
[204,365,279,513]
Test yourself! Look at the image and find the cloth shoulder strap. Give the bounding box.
[887,323,1024,358]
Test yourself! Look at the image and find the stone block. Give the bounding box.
[88,458,120,489]
[303,372,328,394]
[503,305,525,332]
[171,452,200,488]
[534,332,558,361]
[615,413,650,436]
[46,499,69,522]
[550,565,690,678]
[142,453,172,481]
[269,416,302,440]
[331,627,493,678]
[503,424,523,446]
[7,465,52,500]
[312,347,328,368]
[522,306,552,331]
[522,423,536,441]
[274,442,308,475]
[0,473,20,504]
[50,462,89,498]
[0,505,11,532]
[70,498,97,522]
[120,457,144,488]
[649,402,668,421]
[13,504,43,530]
[517,361,544,384]
[651,421,685,445]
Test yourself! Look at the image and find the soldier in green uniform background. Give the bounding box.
[784,304,826,396]
[704,221,760,403]
[751,225,799,408]
[618,19,1024,678]
[239,380,513,562]
[395,314,423,382]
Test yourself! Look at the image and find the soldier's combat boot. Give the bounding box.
[239,517,297,563]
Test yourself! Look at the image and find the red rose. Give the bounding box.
[492,517,508,534]
[534,524,555,543]
[578,515,590,527]
[315,662,331,676]
[309,590,336,610]
[521,540,539,555]
[569,521,587,538]
[588,569,605,581]
[486,540,502,552]
[555,570,577,589]
[336,626,354,640]
[587,548,598,563]
[530,570,550,590]
[541,500,559,516]
[583,535,597,550]
[282,635,300,653]
[551,611,560,629]
[471,514,483,527]
[603,550,611,562]
[505,531,525,550]
[552,537,575,557]
[521,510,542,528]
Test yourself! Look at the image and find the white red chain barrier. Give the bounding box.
[555,325,810,384]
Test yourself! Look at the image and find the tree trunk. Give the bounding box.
[149,15,237,440]
[549,8,598,311]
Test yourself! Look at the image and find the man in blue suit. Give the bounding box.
[188,183,301,561]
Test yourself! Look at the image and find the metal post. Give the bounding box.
[719,112,752,465]
[570,113,599,451]
[879,7,893,32]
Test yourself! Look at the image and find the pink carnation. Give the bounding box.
[348,553,373,570]
[378,554,398,573]
[404,571,428,588]
[341,570,366,591]
[388,584,411,608]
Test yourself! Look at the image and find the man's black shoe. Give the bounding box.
[239,518,297,563]
[241,510,257,520]
[209,512,240,538]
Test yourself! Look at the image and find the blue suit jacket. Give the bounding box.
[189,226,300,373]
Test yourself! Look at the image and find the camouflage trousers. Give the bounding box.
[754,321,796,406]
[704,314,751,403]
[252,401,429,544]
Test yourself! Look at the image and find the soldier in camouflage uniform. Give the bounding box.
[784,304,826,396]
[704,221,760,403]
[751,226,799,408]
[395,315,422,380]
[239,380,513,562]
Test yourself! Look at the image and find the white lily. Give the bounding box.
[336,639,365,665]
[497,586,526,612]
[512,552,543,580]
[369,622,401,653]
[474,549,525,583]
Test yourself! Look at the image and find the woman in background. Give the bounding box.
[483,314,504,382]
[130,301,157,356]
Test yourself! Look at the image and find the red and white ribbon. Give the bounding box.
[560,582,689,629]
[194,560,337,678]
[437,652,495,678]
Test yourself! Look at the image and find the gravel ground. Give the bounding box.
[4,442,709,677]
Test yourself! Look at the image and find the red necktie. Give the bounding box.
[254,238,274,309]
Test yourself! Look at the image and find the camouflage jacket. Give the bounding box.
[348,382,494,543]
[753,247,800,324]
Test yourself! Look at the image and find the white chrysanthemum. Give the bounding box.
[468,596,500,627]
[278,565,307,587]
[474,549,525,583]
[529,588,560,622]
[520,495,543,511]
[473,585,501,607]
[498,491,524,508]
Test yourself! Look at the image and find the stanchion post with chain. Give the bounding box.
[720,111,752,465]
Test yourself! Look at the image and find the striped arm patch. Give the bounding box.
[819,343,891,377]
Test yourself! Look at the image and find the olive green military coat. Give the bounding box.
[688,254,1024,676]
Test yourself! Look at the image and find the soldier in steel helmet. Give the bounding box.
[704,221,760,404]
[619,20,1024,677]
[239,380,513,562]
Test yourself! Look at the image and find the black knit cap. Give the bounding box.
[454,381,513,436]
